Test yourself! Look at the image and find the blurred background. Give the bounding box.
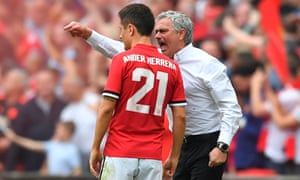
[0,0,300,178]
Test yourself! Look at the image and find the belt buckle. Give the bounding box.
[183,136,188,143]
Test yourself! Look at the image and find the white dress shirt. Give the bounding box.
[87,31,242,145]
[173,44,241,144]
[60,91,100,154]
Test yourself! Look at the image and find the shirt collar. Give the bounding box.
[173,43,193,62]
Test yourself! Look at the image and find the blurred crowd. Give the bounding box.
[0,0,300,177]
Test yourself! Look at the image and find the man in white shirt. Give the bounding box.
[64,10,242,180]
[60,75,101,173]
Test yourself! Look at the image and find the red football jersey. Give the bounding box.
[102,44,186,160]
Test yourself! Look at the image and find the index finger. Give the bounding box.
[63,21,76,31]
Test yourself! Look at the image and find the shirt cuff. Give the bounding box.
[86,30,101,47]
[217,131,233,145]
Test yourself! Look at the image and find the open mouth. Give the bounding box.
[159,42,167,51]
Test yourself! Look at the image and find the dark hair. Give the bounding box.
[231,53,264,77]
[118,3,154,36]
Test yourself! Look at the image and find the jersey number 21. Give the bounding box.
[126,68,168,117]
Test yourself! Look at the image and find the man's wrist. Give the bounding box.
[83,28,93,40]
[216,142,229,153]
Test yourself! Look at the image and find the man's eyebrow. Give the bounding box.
[154,28,169,33]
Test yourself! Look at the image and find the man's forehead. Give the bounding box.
[154,18,173,29]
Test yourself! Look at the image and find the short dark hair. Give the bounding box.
[231,53,264,77]
[118,3,154,36]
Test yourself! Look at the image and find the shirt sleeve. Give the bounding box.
[207,63,242,145]
[102,56,123,99]
[86,30,125,59]
[169,65,187,107]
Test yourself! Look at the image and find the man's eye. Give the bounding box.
[155,29,168,34]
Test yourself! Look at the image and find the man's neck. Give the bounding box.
[131,36,152,48]
[38,94,55,104]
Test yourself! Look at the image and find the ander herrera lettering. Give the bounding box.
[123,54,176,70]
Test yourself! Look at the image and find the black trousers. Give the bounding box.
[174,131,225,180]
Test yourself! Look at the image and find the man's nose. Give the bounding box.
[154,32,161,39]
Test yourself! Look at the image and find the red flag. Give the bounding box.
[258,0,289,84]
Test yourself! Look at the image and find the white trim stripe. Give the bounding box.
[169,102,187,107]
[102,92,119,99]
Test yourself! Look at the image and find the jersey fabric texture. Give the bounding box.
[102,44,186,160]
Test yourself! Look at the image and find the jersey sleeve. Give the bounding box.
[102,56,123,99]
[169,66,187,107]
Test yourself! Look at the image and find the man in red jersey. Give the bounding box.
[89,3,186,180]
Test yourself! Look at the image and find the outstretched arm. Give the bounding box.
[5,129,45,152]
[64,21,124,59]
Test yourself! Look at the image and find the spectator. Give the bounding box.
[222,0,264,55]
[280,2,300,55]
[45,4,78,78]
[5,69,66,171]
[230,55,267,170]
[4,121,82,176]
[24,0,51,44]
[268,52,300,174]
[60,75,100,173]
[246,50,300,175]
[0,69,28,172]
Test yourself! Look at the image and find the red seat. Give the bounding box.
[236,168,277,177]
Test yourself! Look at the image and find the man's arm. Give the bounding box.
[209,68,241,145]
[207,65,242,167]
[5,129,45,152]
[64,21,124,59]
[250,69,270,117]
[89,96,116,177]
[268,89,300,129]
[163,106,186,177]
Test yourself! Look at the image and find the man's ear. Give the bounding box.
[127,24,135,36]
[178,28,186,41]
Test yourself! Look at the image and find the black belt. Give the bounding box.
[183,131,219,144]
